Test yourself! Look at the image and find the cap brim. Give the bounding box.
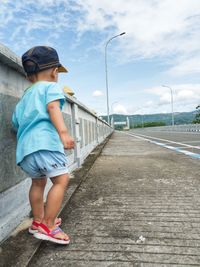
[58,64,68,73]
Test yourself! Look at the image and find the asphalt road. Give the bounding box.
[130,129,200,158]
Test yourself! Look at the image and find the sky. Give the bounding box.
[1,0,200,116]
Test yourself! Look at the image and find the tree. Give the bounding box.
[193,105,200,124]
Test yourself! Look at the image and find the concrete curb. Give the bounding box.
[0,134,112,267]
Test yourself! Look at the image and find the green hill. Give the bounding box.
[101,111,197,128]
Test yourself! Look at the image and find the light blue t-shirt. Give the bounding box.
[12,81,66,165]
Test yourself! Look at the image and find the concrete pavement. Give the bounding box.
[2,131,200,266]
[28,131,200,266]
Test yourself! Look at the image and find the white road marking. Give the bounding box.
[129,132,200,150]
[125,132,200,159]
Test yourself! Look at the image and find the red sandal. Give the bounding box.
[34,223,70,245]
[29,218,62,234]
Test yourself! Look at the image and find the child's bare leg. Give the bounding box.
[29,178,47,222]
[43,173,69,238]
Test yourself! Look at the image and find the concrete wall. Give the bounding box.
[0,44,113,243]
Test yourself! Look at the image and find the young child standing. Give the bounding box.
[12,46,74,245]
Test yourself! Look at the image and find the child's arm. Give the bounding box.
[47,100,74,149]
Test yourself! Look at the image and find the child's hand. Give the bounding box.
[60,133,75,149]
[47,100,75,149]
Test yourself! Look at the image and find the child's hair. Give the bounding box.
[26,67,58,83]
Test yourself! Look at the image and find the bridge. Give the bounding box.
[1,128,200,266]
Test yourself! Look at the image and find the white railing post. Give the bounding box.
[96,117,99,144]
[71,103,81,167]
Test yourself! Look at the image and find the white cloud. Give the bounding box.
[0,0,200,76]
[92,90,104,97]
[76,0,200,68]
[79,0,200,77]
[127,101,154,115]
[0,0,200,57]
[167,57,200,76]
[146,84,200,111]
[0,0,73,50]
[113,104,128,114]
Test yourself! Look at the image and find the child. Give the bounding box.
[12,46,74,245]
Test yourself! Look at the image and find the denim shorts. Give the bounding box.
[19,150,69,179]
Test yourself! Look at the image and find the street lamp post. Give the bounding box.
[105,32,126,125]
[162,85,174,126]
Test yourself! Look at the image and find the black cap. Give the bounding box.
[22,46,68,75]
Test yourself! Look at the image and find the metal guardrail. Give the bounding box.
[133,124,200,132]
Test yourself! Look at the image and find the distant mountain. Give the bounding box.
[101,111,197,127]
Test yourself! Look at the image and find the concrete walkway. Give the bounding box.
[8,132,200,266]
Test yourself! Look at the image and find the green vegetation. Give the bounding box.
[192,105,200,124]
[132,121,166,128]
